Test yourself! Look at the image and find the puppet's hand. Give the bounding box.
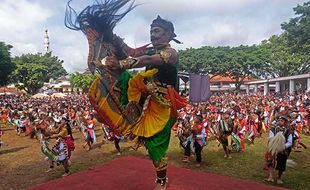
[104,56,121,70]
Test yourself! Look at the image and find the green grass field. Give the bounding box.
[1,122,309,190]
[164,133,310,190]
[119,132,310,190]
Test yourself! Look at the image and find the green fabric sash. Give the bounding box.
[145,118,176,161]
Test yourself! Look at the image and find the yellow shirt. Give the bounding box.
[55,126,68,138]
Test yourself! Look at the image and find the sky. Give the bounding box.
[0,0,307,73]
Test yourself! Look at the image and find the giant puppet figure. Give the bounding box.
[65,0,187,189]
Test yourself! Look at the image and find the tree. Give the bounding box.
[11,53,67,94]
[41,52,68,81]
[227,45,265,90]
[281,1,310,74]
[179,46,231,77]
[178,1,310,90]
[179,45,265,90]
[259,35,307,77]
[281,1,310,51]
[0,42,14,86]
[69,72,96,93]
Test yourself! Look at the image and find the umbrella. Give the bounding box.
[51,92,67,98]
[32,93,49,98]
[0,87,26,95]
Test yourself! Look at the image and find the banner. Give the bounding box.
[189,73,211,103]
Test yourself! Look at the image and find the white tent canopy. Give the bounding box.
[51,92,67,98]
[32,93,49,98]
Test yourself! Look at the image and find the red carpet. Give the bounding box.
[30,156,285,190]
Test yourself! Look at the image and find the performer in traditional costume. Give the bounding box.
[218,110,234,158]
[264,115,293,184]
[35,117,57,173]
[45,116,75,177]
[248,110,258,144]
[111,130,123,155]
[14,114,26,136]
[177,117,191,150]
[0,108,8,126]
[182,115,207,167]
[290,111,307,151]
[70,108,77,129]
[82,114,96,151]
[0,117,3,147]
[101,123,112,143]
[65,1,187,188]
[178,117,192,161]
[234,113,247,151]
[0,107,6,147]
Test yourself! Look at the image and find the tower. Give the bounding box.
[44,29,50,54]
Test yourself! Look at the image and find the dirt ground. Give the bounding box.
[0,123,143,190]
[1,121,310,190]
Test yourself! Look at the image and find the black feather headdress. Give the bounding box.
[65,0,138,70]
[65,0,137,43]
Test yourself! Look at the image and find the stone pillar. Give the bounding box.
[275,82,280,93]
[264,82,269,96]
[289,79,295,94]
[44,29,50,54]
[245,85,249,94]
[307,78,310,92]
[254,84,258,93]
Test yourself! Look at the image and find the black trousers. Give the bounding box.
[275,149,291,172]
[114,138,121,152]
[184,140,202,163]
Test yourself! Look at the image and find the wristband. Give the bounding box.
[119,58,140,69]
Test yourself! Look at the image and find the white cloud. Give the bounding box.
[134,0,261,19]
[47,26,88,73]
[118,0,307,49]
[0,0,53,55]
[0,0,53,31]
[0,0,307,73]
[57,44,87,73]
[12,42,38,54]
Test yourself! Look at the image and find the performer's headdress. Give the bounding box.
[65,0,136,38]
[151,15,182,44]
[65,0,137,62]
